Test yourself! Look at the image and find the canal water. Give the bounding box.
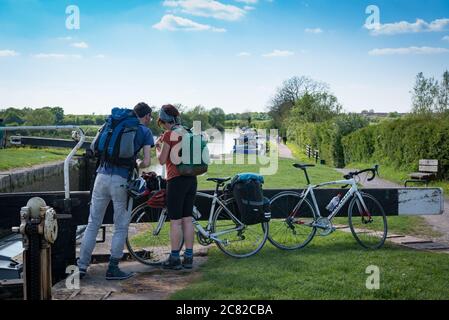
[146,130,241,175]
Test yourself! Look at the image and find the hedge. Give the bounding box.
[342,116,449,178]
[287,114,368,168]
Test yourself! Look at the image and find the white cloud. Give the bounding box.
[153,14,226,32]
[244,5,255,11]
[262,49,294,58]
[94,54,106,59]
[237,51,251,57]
[443,35,449,41]
[305,28,323,34]
[32,53,83,59]
[367,18,449,35]
[0,50,19,57]
[369,47,449,56]
[71,42,89,49]
[163,0,246,21]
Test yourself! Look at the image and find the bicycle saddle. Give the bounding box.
[207,177,231,184]
[293,163,315,169]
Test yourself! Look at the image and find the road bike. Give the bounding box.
[126,177,269,265]
[268,164,387,250]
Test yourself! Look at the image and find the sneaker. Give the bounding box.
[79,268,87,279]
[106,267,135,281]
[162,255,182,270]
[106,258,135,280]
[182,256,193,269]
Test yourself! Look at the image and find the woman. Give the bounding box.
[156,104,197,270]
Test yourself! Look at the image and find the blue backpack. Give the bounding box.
[91,108,141,171]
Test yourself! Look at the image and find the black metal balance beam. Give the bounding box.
[9,136,91,150]
[0,189,400,229]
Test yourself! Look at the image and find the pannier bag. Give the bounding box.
[231,173,271,225]
[147,189,166,209]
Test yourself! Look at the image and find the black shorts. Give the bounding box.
[166,176,198,220]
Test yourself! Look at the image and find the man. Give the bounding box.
[77,102,154,280]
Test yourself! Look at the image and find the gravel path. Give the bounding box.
[278,143,294,159]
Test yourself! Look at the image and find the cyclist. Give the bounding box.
[77,102,155,280]
[156,104,197,270]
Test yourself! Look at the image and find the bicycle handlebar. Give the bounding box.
[343,165,379,182]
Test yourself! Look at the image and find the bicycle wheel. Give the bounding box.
[126,203,183,265]
[211,198,268,258]
[348,192,388,250]
[268,191,317,250]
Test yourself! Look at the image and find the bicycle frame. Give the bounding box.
[193,191,246,243]
[293,178,370,222]
[152,190,245,245]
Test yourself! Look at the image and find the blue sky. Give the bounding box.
[0,0,449,115]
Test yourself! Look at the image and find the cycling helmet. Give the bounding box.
[127,177,147,199]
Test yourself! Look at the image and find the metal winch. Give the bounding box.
[12,197,58,300]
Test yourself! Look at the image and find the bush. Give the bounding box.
[342,115,449,177]
[288,114,368,168]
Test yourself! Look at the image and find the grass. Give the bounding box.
[168,144,449,300]
[0,147,73,171]
[171,232,449,300]
[198,155,342,190]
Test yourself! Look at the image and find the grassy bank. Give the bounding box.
[171,232,449,300]
[0,147,71,171]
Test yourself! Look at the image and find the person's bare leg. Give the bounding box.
[182,217,194,249]
[170,219,183,251]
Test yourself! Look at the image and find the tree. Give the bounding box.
[185,105,210,130]
[411,72,439,114]
[2,108,25,125]
[52,107,65,124]
[268,76,330,129]
[208,107,225,131]
[24,108,56,126]
[438,70,449,113]
[289,92,342,123]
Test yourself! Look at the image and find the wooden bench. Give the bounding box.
[404,159,439,187]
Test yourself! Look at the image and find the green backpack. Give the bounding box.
[173,126,210,176]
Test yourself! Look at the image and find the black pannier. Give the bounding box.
[231,173,271,225]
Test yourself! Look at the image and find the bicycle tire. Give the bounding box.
[268,191,317,250]
[211,197,268,258]
[348,192,388,250]
[126,203,183,266]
